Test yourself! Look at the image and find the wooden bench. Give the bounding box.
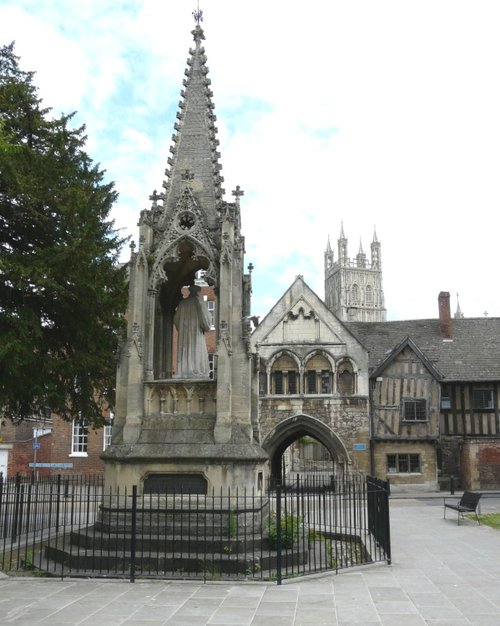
[443,491,481,525]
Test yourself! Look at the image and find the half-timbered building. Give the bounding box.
[348,292,500,491]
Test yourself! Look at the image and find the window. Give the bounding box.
[304,354,332,395]
[272,370,299,395]
[103,424,112,450]
[271,354,299,395]
[440,384,452,410]
[351,284,360,304]
[365,285,373,305]
[473,387,494,409]
[337,361,355,395]
[274,371,284,394]
[387,453,420,473]
[320,370,330,394]
[306,370,317,394]
[403,400,427,421]
[206,300,216,329]
[71,419,88,456]
[208,353,215,380]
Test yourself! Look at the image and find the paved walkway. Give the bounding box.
[1,495,500,625]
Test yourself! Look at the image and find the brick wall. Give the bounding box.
[477,443,500,487]
[459,440,500,489]
[0,416,106,478]
[50,418,106,475]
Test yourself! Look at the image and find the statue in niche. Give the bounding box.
[173,285,211,379]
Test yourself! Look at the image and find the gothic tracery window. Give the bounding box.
[351,284,360,304]
[304,353,333,395]
[271,353,299,395]
[365,285,373,305]
[337,360,355,395]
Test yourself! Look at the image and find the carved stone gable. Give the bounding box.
[149,185,219,290]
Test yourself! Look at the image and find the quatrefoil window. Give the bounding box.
[178,212,195,231]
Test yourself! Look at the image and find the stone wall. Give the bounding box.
[373,440,438,492]
[461,439,500,489]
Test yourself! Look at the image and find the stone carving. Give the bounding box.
[220,232,232,265]
[127,322,144,359]
[219,320,232,356]
[174,286,211,378]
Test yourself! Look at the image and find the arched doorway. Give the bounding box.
[262,414,350,485]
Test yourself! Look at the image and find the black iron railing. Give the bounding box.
[0,473,390,582]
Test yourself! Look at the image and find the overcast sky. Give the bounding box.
[1,1,500,321]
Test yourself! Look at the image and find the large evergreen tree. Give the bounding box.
[0,43,127,426]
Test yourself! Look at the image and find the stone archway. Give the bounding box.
[262,414,350,484]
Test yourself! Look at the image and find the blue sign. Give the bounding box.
[29,463,74,469]
[353,443,367,451]
[33,442,41,449]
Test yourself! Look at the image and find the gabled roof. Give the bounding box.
[346,317,500,381]
[371,336,443,380]
[251,275,366,351]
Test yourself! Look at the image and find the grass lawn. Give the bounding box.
[473,513,500,529]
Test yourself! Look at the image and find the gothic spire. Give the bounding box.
[339,221,346,240]
[455,293,464,319]
[159,22,224,231]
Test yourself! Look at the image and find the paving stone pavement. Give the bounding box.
[1,494,500,625]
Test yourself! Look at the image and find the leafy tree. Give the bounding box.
[0,117,20,153]
[0,43,128,426]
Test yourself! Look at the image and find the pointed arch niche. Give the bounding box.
[337,358,357,395]
[148,238,217,380]
[267,350,301,395]
[304,350,335,394]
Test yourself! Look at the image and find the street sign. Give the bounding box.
[29,463,73,469]
[353,443,367,451]
[33,442,41,449]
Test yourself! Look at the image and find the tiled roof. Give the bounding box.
[345,317,500,381]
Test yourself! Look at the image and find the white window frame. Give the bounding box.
[206,299,215,330]
[103,424,112,450]
[70,418,88,457]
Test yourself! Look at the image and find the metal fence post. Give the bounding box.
[12,473,21,543]
[55,474,61,533]
[383,480,392,565]
[130,485,137,583]
[276,483,282,585]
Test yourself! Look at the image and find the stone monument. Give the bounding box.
[102,19,268,496]
[173,285,211,379]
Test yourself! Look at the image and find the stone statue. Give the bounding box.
[173,285,211,378]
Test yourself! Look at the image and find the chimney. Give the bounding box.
[438,291,452,339]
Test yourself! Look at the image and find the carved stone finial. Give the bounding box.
[149,189,160,208]
[192,7,203,24]
[232,185,244,199]
[181,168,195,182]
[248,262,254,274]
[192,24,205,43]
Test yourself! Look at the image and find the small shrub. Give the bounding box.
[268,513,302,549]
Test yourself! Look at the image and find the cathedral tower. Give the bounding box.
[103,21,267,493]
[324,225,386,322]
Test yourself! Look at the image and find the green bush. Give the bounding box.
[268,513,302,549]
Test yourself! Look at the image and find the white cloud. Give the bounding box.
[2,0,500,322]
